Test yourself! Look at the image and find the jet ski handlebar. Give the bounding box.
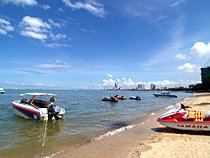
[180,103,192,110]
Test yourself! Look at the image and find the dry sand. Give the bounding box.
[52,93,210,158]
[129,93,210,158]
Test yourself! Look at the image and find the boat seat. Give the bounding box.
[20,98,31,105]
[188,110,196,119]
[33,99,48,108]
[188,110,205,122]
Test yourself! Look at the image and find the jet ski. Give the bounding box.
[101,96,118,102]
[114,95,126,100]
[129,96,142,100]
[157,104,210,131]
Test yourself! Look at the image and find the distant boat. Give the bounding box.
[129,96,142,100]
[102,96,118,102]
[0,88,5,94]
[153,92,177,98]
[114,95,126,100]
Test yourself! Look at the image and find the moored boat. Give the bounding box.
[11,93,65,121]
[0,88,5,94]
[102,96,118,102]
[157,104,210,131]
[129,96,142,100]
[153,92,177,98]
[114,95,126,100]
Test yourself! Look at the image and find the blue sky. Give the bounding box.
[0,0,210,89]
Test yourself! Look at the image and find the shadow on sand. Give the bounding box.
[194,93,210,98]
[108,121,129,130]
[193,102,210,106]
[152,127,210,136]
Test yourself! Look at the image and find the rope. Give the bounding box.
[42,117,48,147]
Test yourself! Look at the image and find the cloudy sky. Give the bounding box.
[0,0,210,89]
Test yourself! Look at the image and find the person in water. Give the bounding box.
[47,96,59,119]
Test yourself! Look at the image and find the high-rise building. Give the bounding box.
[137,84,145,90]
[201,66,210,90]
[150,84,156,90]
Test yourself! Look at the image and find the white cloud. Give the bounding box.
[116,78,121,82]
[42,5,50,10]
[101,76,199,89]
[48,19,62,28]
[176,53,188,60]
[49,33,67,40]
[43,42,70,48]
[58,8,64,12]
[2,0,37,6]
[191,42,210,57]
[62,0,107,17]
[151,80,175,86]
[0,17,14,35]
[102,78,115,87]
[37,60,71,70]
[151,79,199,88]
[21,30,47,40]
[20,16,51,41]
[122,78,136,87]
[177,63,200,73]
[170,0,186,7]
[124,0,186,20]
[20,16,69,47]
[107,74,113,78]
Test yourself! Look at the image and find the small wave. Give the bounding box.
[165,105,174,109]
[150,112,155,116]
[42,149,65,158]
[93,125,135,141]
[183,97,191,101]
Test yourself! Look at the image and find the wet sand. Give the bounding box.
[52,93,210,158]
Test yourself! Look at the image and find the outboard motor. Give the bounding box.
[48,104,59,120]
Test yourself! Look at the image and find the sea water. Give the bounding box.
[0,89,192,158]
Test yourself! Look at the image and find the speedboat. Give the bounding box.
[129,96,142,100]
[102,96,118,102]
[0,88,5,94]
[153,92,177,98]
[157,104,210,131]
[11,93,65,121]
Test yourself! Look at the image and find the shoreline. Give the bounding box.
[51,112,160,158]
[51,98,185,158]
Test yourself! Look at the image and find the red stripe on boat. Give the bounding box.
[12,103,40,115]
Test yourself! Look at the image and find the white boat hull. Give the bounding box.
[12,101,48,121]
[159,121,210,131]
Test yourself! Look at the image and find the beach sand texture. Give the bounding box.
[53,93,210,158]
[129,93,210,158]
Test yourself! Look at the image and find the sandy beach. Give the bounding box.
[129,93,210,158]
[52,93,210,158]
